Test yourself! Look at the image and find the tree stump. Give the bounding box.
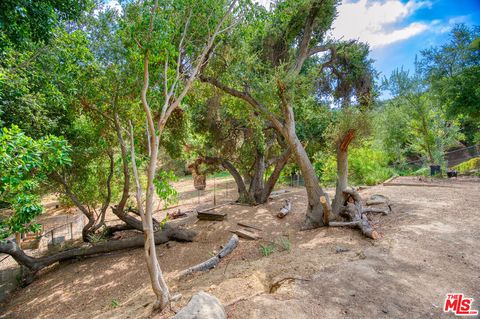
[193,174,206,190]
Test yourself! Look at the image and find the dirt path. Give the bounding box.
[1,176,479,318]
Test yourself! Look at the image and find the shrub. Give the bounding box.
[453,157,480,173]
[314,142,395,186]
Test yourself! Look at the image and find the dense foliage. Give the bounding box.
[0,126,71,239]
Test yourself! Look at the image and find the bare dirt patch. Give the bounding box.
[1,176,479,318]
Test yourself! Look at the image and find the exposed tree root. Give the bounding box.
[177,234,239,279]
[329,188,380,239]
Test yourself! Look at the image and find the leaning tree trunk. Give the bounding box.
[0,225,196,273]
[221,159,255,204]
[283,125,329,229]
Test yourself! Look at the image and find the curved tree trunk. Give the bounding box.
[221,159,255,204]
[284,125,328,229]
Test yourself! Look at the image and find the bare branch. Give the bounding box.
[129,121,146,221]
[159,0,239,133]
[200,75,285,132]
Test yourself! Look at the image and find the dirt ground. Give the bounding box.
[1,176,479,319]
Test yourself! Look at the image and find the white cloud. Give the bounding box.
[105,0,122,13]
[331,0,432,48]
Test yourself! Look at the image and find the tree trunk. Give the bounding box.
[250,149,265,201]
[144,137,171,310]
[256,147,291,204]
[332,146,348,217]
[332,129,355,218]
[111,112,144,232]
[221,159,255,204]
[284,125,328,229]
[0,225,196,273]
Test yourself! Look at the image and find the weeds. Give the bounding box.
[111,298,119,308]
[260,243,276,257]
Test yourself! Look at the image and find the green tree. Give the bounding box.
[420,24,480,144]
[0,126,71,240]
[0,0,92,52]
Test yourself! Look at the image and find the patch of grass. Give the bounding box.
[277,236,291,252]
[87,231,107,244]
[111,298,119,308]
[260,243,276,257]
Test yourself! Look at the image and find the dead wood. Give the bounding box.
[0,225,197,273]
[329,188,379,239]
[320,195,330,226]
[277,199,292,218]
[197,211,227,221]
[178,234,239,279]
[237,222,263,231]
[230,229,261,240]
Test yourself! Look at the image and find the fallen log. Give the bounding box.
[197,211,226,221]
[230,229,261,240]
[0,225,197,273]
[237,222,263,231]
[178,234,239,279]
[277,199,292,218]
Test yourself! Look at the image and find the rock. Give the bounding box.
[173,291,226,319]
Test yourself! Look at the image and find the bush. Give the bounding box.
[315,142,395,186]
[453,157,480,173]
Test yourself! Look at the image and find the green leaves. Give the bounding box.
[153,170,178,209]
[0,126,71,239]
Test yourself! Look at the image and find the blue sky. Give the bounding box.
[328,0,480,81]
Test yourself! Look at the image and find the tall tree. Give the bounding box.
[201,0,354,228]
[123,0,237,309]
[420,24,480,145]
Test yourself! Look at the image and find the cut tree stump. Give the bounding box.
[197,211,227,221]
[230,229,261,240]
[329,188,380,239]
[178,235,239,279]
[277,199,292,218]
